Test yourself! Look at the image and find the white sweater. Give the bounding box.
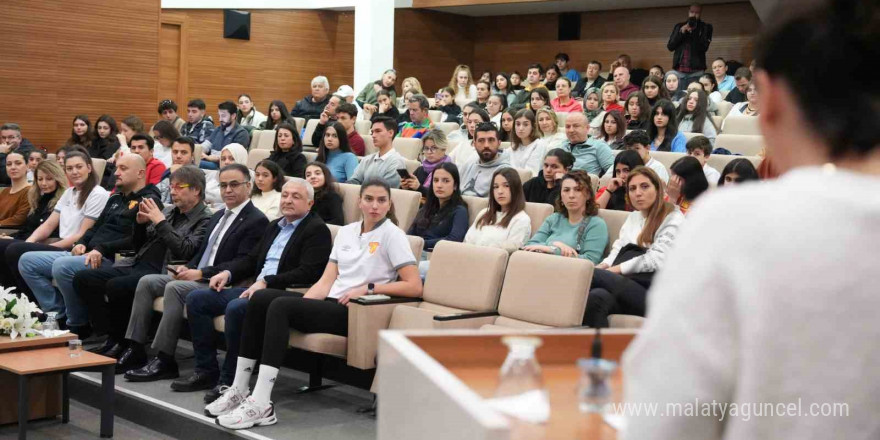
[464,209,531,253]
[623,166,880,440]
[251,190,281,220]
[508,139,546,176]
[645,157,670,183]
[600,209,684,274]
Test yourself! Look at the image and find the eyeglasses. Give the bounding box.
[219,181,247,190]
[422,146,444,153]
[170,183,191,190]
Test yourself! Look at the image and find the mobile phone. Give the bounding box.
[397,169,411,179]
[166,265,180,275]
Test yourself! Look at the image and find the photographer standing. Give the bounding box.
[667,4,713,86]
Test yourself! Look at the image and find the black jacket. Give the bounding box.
[120,203,211,271]
[725,88,746,104]
[434,103,462,124]
[88,137,120,160]
[311,191,344,226]
[523,173,559,206]
[12,191,58,240]
[369,106,399,123]
[667,20,713,72]
[573,76,606,98]
[224,212,332,289]
[76,184,163,256]
[0,139,36,186]
[187,201,269,278]
[268,150,307,178]
[290,95,330,121]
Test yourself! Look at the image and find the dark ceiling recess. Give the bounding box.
[224,10,251,40]
[558,12,581,41]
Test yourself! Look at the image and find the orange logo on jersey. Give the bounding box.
[128,200,138,209]
[368,242,380,254]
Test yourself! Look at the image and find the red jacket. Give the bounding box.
[348,131,366,156]
[145,157,167,185]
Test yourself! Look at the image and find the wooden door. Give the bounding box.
[158,18,187,105]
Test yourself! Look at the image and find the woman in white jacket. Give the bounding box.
[583,166,684,327]
[464,168,531,253]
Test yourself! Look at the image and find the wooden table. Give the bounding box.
[0,334,75,425]
[0,338,116,439]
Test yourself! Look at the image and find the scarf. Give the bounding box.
[421,155,452,188]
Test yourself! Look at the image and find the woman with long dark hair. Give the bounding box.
[304,162,344,226]
[641,75,669,107]
[624,92,651,130]
[666,156,709,215]
[677,89,718,145]
[236,94,267,128]
[269,122,306,178]
[316,122,357,183]
[596,149,644,211]
[408,162,468,252]
[718,158,760,186]
[251,160,285,220]
[493,72,517,106]
[430,87,462,123]
[648,100,687,152]
[260,100,293,130]
[599,110,627,149]
[523,148,575,205]
[65,115,95,149]
[151,120,180,167]
[90,114,121,160]
[465,167,531,252]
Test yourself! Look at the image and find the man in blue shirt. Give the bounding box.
[561,112,614,176]
[200,101,250,170]
[555,53,581,83]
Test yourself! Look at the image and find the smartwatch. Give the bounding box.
[367,283,375,295]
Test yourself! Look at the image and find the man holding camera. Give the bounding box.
[667,3,713,86]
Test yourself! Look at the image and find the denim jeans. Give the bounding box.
[52,254,112,326]
[185,287,246,382]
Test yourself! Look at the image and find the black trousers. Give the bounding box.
[2,240,59,300]
[583,268,648,328]
[73,265,157,341]
[238,289,348,369]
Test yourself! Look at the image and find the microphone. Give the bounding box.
[591,327,602,359]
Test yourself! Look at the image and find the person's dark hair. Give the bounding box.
[614,150,645,178]
[187,99,206,110]
[412,162,465,233]
[219,163,251,183]
[600,110,626,143]
[555,53,570,62]
[62,150,99,208]
[217,100,238,115]
[408,93,430,110]
[337,103,358,119]
[641,75,670,101]
[66,114,95,147]
[755,0,878,158]
[623,130,652,149]
[273,122,303,153]
[306,162,340,202]
[699,73,718,92]
[252,160,285,196]
[544,148,576,171]
[235,93,255,123]
[152,120,180,143]
[376,89,393,101]
[0,123,21,134]
[625,91,652,125]
[651,64,665,76]
[95,115,119,139]
[170,165,206,201]
[29,149,48,160]
[546,65,562,78]
[528,63,545,76]
[511,109,538,149]
[173,136,196,154]
[474,121,500,140]
[625,166,674,246]
[489,94,508,113]
[263,100,292,130]
[648,100,680,151]
[678,88,714,133]
[529,87,551,109]
[670,156,709,201]
[122,116,145,134]
[555,170,598,218]
[359,178,398,225]
[476,167,526,229]
[718,158,760,186]
[157,99,178,114]
[371,116,398,137]
[733,66,752,81]
[588,60,602,70]
[317,122,351,163]
[494,72,512,94]
[129,133,155,150]
[685,135,713,157]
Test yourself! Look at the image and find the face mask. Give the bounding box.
[687,17,698,27]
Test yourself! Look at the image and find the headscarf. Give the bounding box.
[221,143,248,166]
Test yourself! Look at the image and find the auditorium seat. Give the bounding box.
[715,133,764,156]
[392,137,422,161]
[247,149,271,169]
[721,115,760,135]
[608,314,645,328]
[293,117,305,134]
[428,110,442,123]
[500,141,510,150]
[362,134,377,155]
[598,208,629,257]
[589,173,600,193]
[337,182,422,231]
[706,152,762,171]
[404,159,420,175]
[515,168,533,184]
[303,151,317,162]
[523,202,554,238]
[463,196,489,226]
[683,131,702,141]
[548,91,558,101]
[716,100,734,119]
[256,129,276,150]
[302,119,321,146]
[92,158,106,181]
[48,153,56,162]
[193,145,203,165]
[355,120,371,136]
[712,115,724,129]
[387,241,509,330]
[434,122,459,135]
[555,112,568,128]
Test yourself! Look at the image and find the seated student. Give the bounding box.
[26,149,46,183]
[677,89,718,145]
[268,122,307,178]
[397,94,434,138]
[625,92,651,131]
[698,74,723,104]
[572,60,605,98]
[474,80,491,108]
[600,82,624,114]
[722,81,759,131]
[466,168,532,252]
[528,87,551,112]
[0,152,31,227]
[155,99,186,133]
[128,134,167,185]
[206,179,421,429]
[316,122,358,183]
[112,116,146,159]
[259,100,293,131]
[711,57,735,92]
[235,94,267,128]
[509,109,545,175]
[90,115,121,161]
[357,69,398,115]
[347,117,406,188]
[543,65,561,90]
[624,130,670,183]
[486,94,507,128]
[599,110,626,150]
[309,102,365,157]
[499,107,515,142]
[0,123,36,182]
[120,164,268,382]
[535,107,567,152]
[583,166,684,327]
[181,99,216,144]
[291,76,331,122]
[460,123,511,197]
[251,160,285,221]
[562,113,614,176]
[3,151,109,298]
[666,156,709,215]
[64,115,95,151]
[408,162,468,252]
[718,158,759,186]
[447,105,490,170]
[649,65,664,79]
[308,95,342,145]
[401,130,451,197]
[663,71,687,102]
[205,144,250,211]
[151,120,180,168]
[649,100,687,152]
[74,166,211,363]
[510,64,547,111]
[685,136,721,185]
[581,89,603,128]
[723,67,752,104]
[304,162,344,226]
[551,78,584,113]
[523,148,575,205]
[397,90,415,124]
[368,90,400,122]
[156,137,197,205]
[596,150,644,211]
[201,101,251,170]
[431,87,462,124]
[641,75,669,108]
[493,73,518,107]
[613,66,639,101]
[523,170,608,263]
[449,64,478,108]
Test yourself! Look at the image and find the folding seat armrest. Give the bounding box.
[433,310,499,321]
[346,296,422,369]
[430,310,500,329]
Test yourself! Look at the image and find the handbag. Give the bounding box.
[611,243,655,288]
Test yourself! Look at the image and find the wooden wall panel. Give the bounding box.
[0,0,160,150]
[393,9,475,95]
[162,9,354,120]
[159,23,183,105]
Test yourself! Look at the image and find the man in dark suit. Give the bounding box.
[177,178,331,397]
[121,163,268,379]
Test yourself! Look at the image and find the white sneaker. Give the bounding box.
[215,396,277,430]
[205,386,249,418]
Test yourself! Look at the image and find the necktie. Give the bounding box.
[198,210,233,268]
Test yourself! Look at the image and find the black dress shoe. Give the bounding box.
[104,342,127,359]
[68,325,92,340]
[115,347,147,374]
[125,356,179,382]
[88,338,117,356]
[171,372,218,393]
[203,383,228,403]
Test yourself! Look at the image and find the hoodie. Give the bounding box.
[460,154,511,197]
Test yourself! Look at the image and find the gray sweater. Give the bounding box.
[347,148,405,188]
[460,155,511,197]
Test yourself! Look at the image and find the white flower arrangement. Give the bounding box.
[0,286,43,339]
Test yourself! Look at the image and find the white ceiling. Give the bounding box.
[425,0,745,17]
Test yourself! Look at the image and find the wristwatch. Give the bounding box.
[367,283,375,295]
[549,245,559,255]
